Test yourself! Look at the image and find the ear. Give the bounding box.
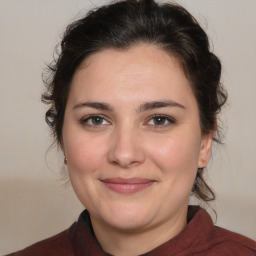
[60,140,68,165]
[59,138,66,154]
[198,132,214,168]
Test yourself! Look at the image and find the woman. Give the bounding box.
[6,0,256,255]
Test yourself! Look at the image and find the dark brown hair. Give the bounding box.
[42,0,227,202]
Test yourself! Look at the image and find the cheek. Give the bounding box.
[148,131,201,178]
[64,130,107,176]
[63,134,109,209]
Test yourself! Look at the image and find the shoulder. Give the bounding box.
[4,210,102,256]
[4,225,75,256]
[186,207,256,256]
[198,226,256,256]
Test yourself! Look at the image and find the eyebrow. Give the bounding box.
[139,100,185,112]
[73,102,113,111]
[73,100,185,112]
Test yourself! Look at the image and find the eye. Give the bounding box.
[147,115,175,127]
[81,115,110,127]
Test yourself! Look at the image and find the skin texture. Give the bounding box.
[62,44,213,256]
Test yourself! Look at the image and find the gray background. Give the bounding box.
[0,0,255,254]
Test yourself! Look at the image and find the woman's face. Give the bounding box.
[62,45,212,232]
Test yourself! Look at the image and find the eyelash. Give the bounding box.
[147,115,176,128]
[80,115,110,128]
[80,114,176,129]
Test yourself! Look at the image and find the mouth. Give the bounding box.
[100,177,155,194]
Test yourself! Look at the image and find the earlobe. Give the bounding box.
[198,133,213,168]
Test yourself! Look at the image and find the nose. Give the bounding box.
[107,126,146,168]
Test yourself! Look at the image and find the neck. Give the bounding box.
[91,206,188,256]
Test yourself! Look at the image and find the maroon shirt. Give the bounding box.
[6,206,256,256]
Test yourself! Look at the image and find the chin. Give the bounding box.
[107,213,153,231]
[95,202,155,231]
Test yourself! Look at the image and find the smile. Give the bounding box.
[100,178,155,194]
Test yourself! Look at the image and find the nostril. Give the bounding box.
[110,158,139,169]
[108,151,146,169]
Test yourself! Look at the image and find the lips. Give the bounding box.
[100,177,155,194]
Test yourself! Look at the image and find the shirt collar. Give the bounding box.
[69,205,214,256]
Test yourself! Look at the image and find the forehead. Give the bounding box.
[76,44,183,82]
[68,44,195,106]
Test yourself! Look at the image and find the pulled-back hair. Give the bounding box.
[42,0,227,202]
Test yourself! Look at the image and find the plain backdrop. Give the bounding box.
[0,0,255,254]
